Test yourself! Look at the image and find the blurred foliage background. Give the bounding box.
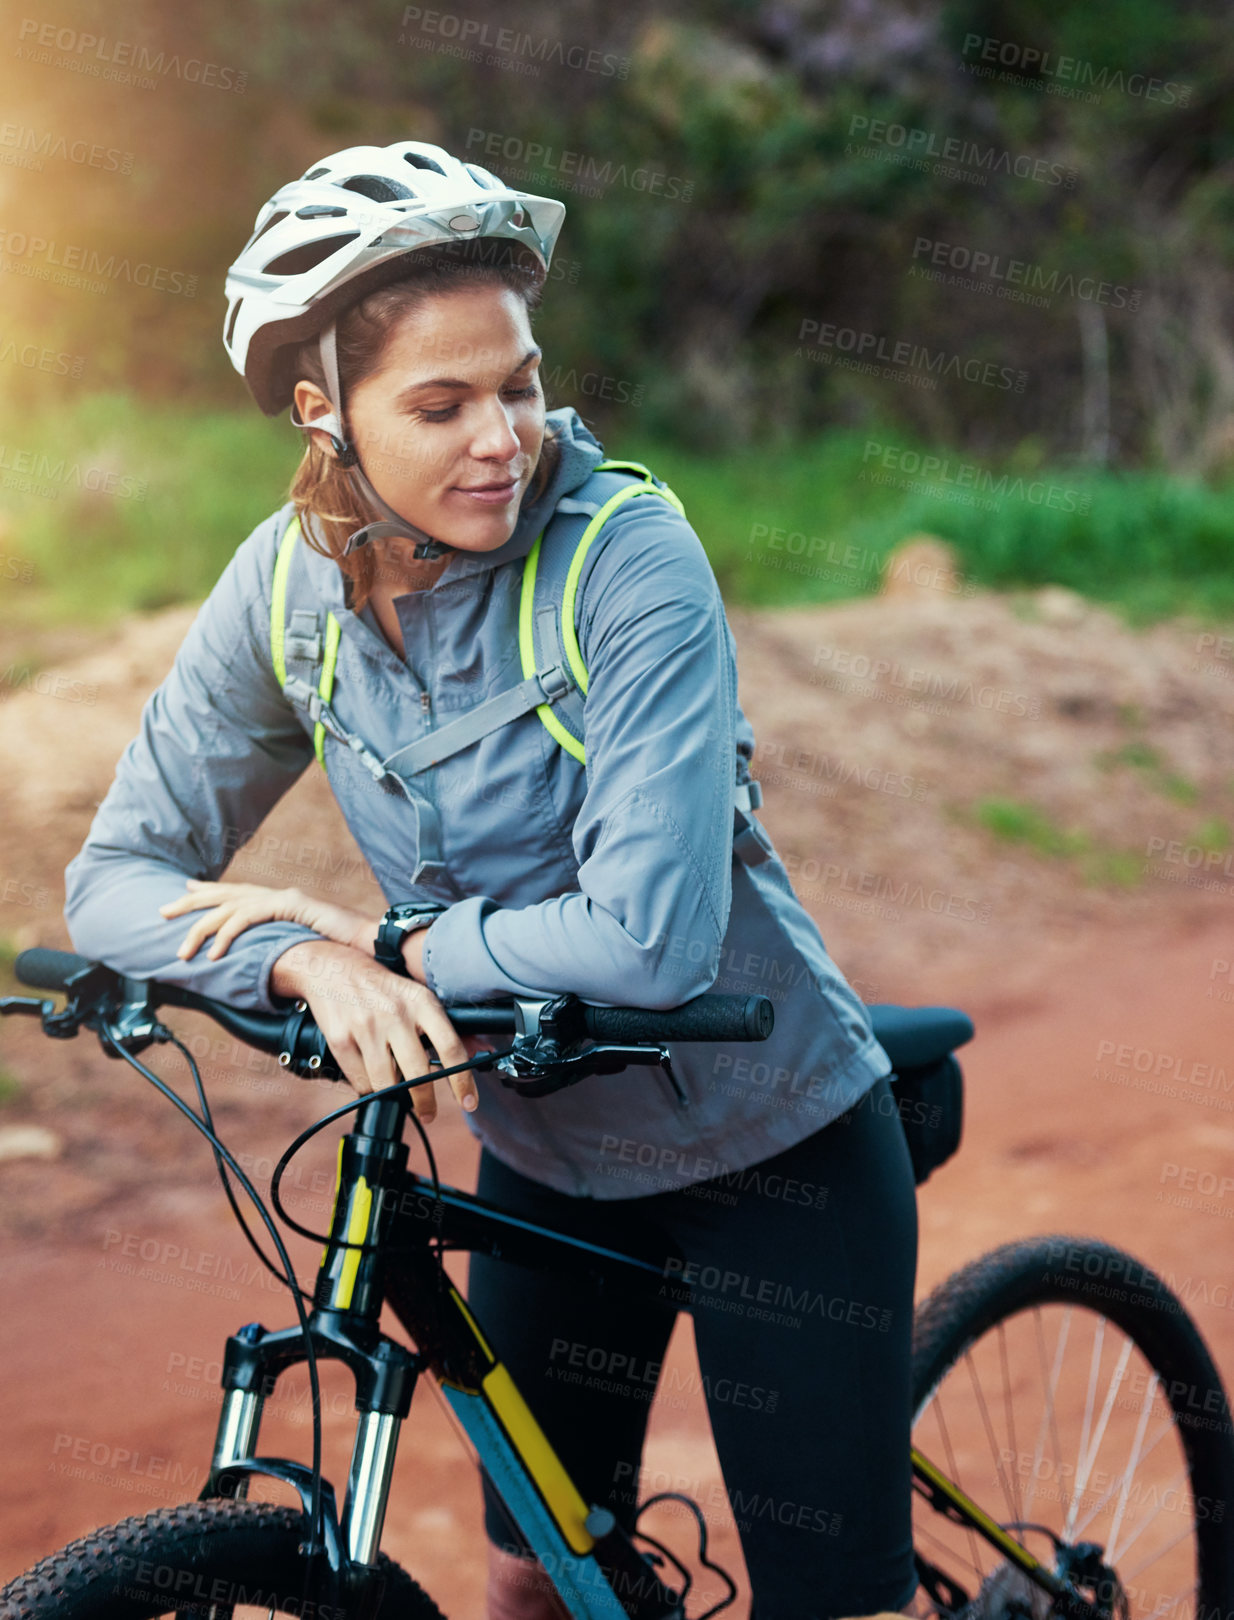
[2,0,1234,627]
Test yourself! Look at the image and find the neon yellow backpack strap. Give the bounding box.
[271,513,342,769]
[518,459,685,764]
[518,534,586,763]
[316,616,342,768]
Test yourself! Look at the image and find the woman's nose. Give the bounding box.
[468,395,523,462]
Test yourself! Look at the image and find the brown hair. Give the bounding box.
[286,242,560,614]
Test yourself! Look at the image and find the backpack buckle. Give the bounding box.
[735,779,763,814]
[733,807,774,867]
[285,608,322,665]
[537,662,574,702]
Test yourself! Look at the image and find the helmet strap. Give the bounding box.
[301,321,454,561]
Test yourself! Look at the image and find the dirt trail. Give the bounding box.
[2,576,1233,1609]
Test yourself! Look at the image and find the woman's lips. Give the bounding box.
[452,478,519,505]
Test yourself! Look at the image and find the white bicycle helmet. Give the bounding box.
[224,141,565,561]
[224,139,565,416]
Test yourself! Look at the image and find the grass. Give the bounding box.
[969,797,1144,888]
[3,392,1234,630]
[0,392,291,631]
[1094,742,1202,805]
[970,794,1233,888]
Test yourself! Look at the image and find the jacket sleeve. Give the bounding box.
[63,507,326,1014]
[421,496,736,1009]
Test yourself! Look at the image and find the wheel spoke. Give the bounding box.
[1119,1510,1198,1582]
[1105,1464,1192,1567]
[1091,1363,1167,1557]
[920,1384,988,1579]
[1070,1417,1175,1538]
[1065,1314,1105,1540]
[998,1319,1021,1523]
[911,1511,989,1588]
[1068,1322,1134,1540]
[1023,1303,1073,1525]
[963,1345,1021,1528]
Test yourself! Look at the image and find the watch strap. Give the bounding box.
[374,901,447,975]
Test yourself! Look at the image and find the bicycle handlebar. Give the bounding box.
[11,947,774,1072]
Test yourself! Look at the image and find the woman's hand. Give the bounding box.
[270,939,479,1120]
[158,879,377,963]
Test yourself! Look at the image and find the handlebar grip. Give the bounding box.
[14,947,92,992]
[581,993,773,1044]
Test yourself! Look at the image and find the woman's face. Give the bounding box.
[296,281,546,556]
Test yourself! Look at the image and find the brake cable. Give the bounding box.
[98,1025,332,1557]
[267,1046,518,1254]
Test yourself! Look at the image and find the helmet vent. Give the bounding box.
[404,152,447,175]
[303,167,330,180]
[465,164,500,189]
[264,233,360,275]
[245,209,289,250]
[341,175,415,203]
[225,297,243,346]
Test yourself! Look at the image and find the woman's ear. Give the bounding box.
[292,380,341,458]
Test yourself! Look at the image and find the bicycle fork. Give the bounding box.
[202,1093,419,1571]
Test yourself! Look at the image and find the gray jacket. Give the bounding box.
[63,407,891,1197]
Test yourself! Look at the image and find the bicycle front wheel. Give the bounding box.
[910,1236,1234,1620]
[0,1499,446,1620]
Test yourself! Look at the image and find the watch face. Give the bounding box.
[384,903,445,941]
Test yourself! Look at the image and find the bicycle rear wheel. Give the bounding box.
[910,1236,1234,1620]
[0,1499,446,1620]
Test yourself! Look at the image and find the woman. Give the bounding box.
[64,141,919,1620]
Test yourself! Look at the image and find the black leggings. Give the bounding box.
[466,1074,919,1620]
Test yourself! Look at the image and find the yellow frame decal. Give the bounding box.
[481,1361,595,1554]
[912,1446,1047,1575]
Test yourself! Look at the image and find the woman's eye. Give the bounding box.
[416,384,539,424]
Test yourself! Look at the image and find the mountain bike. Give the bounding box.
[1,947,1232,1620]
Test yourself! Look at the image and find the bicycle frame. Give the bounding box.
[202,1089,687,1620]
[200,1091,1100,1620]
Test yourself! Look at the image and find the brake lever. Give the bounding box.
[0,958,143,1046]
[494,1038,687,1103]
[0,981,123,1043]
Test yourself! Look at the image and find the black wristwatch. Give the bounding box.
[373,901,449,976]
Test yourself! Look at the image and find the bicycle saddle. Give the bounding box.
[867,1003,974,1071]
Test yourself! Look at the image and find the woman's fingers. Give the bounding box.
[159,879,248,917]
[286,959,483,1124]
[426,1012,479,1113]
[388,1024,438,1121]
[174,905,231,959]
[160,892,213,919]
[411,1076,439,1123]
[203,913,257,959]
[383,998,477,1121]
[326,1030,373,1097]
[159,881,373,958]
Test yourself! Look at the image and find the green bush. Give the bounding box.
[3,395,1234,629]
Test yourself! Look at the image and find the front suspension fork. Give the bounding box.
[203,1094,418,1569]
